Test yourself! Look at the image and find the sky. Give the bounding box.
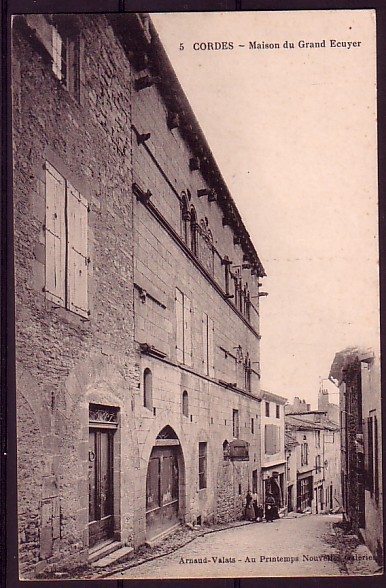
[151,10,379,407]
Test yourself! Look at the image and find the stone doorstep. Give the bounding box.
[144,523,182,548]
[91,546,135,568]
[88,539,122,564]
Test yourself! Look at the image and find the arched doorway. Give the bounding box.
[146,426,184,540]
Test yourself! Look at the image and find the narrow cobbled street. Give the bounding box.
[108,513,375,579]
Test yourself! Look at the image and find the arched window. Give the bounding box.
[182,390,189,417]
[244,353,251,392]
[223,440,230,460]
[223,256,231,294]
[181,192,190,245]
[190,206,197,256]
[143,368,152,409]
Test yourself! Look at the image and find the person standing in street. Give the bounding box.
[245,490,255,520]
[265,491,276,522]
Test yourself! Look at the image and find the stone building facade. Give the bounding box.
[260,391,287,510]
[330,347,383,565]
[12,13,266,578]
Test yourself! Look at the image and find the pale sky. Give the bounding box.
[151,10,379,407]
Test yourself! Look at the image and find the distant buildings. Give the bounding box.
[330,347,383,565]
[285,391,341,515]
[261,391,287,510]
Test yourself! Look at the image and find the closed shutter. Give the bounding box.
[45,163,66,305]
[265,424,274,455]
[175,288,184,363]
[202,313,208,374]
[67,183,89,317]
[52,26,63,80]
[184,295,192,366]
[208,317,214,377]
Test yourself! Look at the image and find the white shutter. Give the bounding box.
[175,288,184,363]
[52,26,63,80]
[265,424,274,455]
[67,183,89,317]
[184,295,192,366]
[202,313,208,375]
[208,317,214,377]
[45,163,65,305]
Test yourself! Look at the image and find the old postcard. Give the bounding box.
[11,8,382,580]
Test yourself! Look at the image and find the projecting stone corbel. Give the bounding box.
[137,132,151,145]
[132,183,152,203]
[208,189,217,202]
[135,75,160,91]
[189,157,200,171]
[167,112,180,130]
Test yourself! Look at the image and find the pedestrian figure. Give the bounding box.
[252,491,258,520]
[245,490,255,520]
[265,491,276,522]
[255,503,264,522]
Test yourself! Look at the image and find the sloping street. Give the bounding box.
[109,514,351,579]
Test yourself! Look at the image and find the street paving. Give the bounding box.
[110,514,348,579]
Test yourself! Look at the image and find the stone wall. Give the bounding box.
[12,14,138,577]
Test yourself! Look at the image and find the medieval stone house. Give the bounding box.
[329,347,383,565]
[12,13,266,577]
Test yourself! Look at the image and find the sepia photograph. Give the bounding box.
[10,7,382,580]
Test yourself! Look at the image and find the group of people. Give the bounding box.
[244,490,279,523]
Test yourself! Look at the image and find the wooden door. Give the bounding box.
[89,428,114,547]
[146,446,179,540]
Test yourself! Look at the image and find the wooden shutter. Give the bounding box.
[67,183,89,317]
[45,163,66,305]
[52,26,63,80]
[208,317,214,377]
[175,288,184,363]
[184,295,192,366]
[265,424,274,455]
[202,313,208,375]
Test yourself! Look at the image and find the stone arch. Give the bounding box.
[144,424,187,540]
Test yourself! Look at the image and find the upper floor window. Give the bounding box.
[202,312,214,377]
[301,436,309,466]
[276,404,280,419]
[45,162,89,317]
[315,454,321,473]
[244,354,251,392]
[265,424,280,455]
[251,417,254,435]
[265,402,270,417]
[144,368,152,409]
[51,18,81,100]
[190,206,198,256]
[175,288,192,366]
[181,192,191,245]
[182,390,189,417]
[315,430,320,448]
[233,409,239,438]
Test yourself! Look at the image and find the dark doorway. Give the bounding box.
[88,428,115,547]
[146,445,180,540]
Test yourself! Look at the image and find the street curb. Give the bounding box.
[100,519,258,578]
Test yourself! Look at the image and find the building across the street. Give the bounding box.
[285,391,341,515]
[261,391,287,511]
[329,346,383,565]
[12,13,266,578]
